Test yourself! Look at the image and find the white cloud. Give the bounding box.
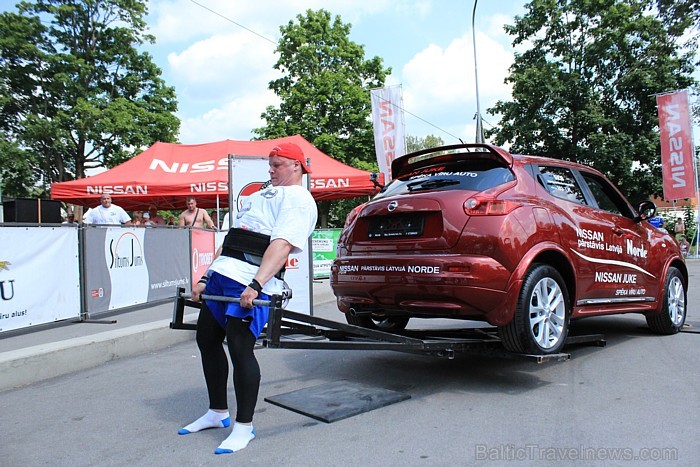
[167,32,279,101]
[178,90,280,143]
[148,0,280,44]
[165,30,282,143]
[400,30,513,140]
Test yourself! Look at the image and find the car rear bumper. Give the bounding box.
[331,254,513,325]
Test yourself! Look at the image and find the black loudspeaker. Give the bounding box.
[2,198,62,223]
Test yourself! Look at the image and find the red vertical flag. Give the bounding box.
[371,85,406,182]
[656,89,697,200]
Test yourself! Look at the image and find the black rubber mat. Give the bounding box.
[265,380,411,423]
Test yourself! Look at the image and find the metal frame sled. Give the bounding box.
[170,288,606,363]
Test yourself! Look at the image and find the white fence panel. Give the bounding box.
[0,226,80,333]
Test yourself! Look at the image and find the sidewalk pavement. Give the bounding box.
[0,279,337,392]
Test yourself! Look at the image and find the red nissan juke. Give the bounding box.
[330,144,688,355]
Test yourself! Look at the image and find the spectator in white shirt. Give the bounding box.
[83,194,131,225]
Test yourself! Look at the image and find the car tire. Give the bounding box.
[646,266,686,335]
[499,264,570,355]
[346,313,410,331]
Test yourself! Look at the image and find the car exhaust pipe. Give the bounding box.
[349,308,374,317]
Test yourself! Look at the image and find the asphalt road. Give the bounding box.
[2,262,699,466]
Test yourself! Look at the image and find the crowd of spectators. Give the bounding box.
[63,197,227,230]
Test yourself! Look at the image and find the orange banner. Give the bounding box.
[190,229,215,284]
[656,90,697,200]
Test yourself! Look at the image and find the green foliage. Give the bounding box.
[0,0,179,197]
[682,205,697,243]
[659,206,697,243]
[486,0,698,205]
[658,210,675,232]
[326,196,369,228]
[253,9,390,226]
[0,137,40,197]
[406,134,445,153]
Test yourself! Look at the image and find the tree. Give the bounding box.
[656,0,700,53]
[253,9,390,227]
[406,134,445,153]
[0,0,179,198]
[486,0,698,204]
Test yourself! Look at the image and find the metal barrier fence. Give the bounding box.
[1,224,82,332]
[1,223,315,333]
[0,224,192,333]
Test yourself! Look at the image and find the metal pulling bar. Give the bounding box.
[179,292,272,307]
[171,287,283,331]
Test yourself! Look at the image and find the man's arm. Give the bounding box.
[239,238,294,308]
[116,206,131,225]
[178,213,186,227]
[202,210,215,229]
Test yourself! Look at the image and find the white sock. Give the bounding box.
[178,409,230,435]
[214,422,255,454]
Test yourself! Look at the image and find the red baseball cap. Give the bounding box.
[269,143,312,174]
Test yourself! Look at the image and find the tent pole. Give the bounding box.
[228,154,234,230]
[216,195,220,230]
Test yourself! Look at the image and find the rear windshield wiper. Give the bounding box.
[406,178,460,192]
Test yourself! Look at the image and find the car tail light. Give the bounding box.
[464,196,521,216]
[344,203,366,228]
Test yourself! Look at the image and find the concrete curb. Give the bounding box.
[0,316,197,392]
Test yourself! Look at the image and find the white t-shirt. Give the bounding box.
[84,204,131,225]
[209,184,317,294]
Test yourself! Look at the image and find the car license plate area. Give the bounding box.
[367,215,424,239]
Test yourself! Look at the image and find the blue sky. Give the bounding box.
[140,0,528,144]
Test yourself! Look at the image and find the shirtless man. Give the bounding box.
[178,196,215,229]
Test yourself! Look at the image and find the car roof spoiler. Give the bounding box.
[391,144,514,178]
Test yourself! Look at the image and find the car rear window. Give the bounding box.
[375,159,514,199]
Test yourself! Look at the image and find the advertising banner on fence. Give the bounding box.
[84,227,190,314]
[191,229,215,284]
[312,229,342,279]
[231,156,313,314]
[371,85,406,183]
[656,89,698,201]
[0,227,80,333]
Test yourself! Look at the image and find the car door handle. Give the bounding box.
[612,226,624,236]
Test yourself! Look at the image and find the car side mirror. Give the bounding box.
[635,200,656,223]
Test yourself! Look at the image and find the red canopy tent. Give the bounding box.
[50,135,382,210]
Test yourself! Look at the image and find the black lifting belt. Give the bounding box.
[220,228,286,280]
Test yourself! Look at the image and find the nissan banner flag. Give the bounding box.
[371,85,406,182]
[656,89,697,200]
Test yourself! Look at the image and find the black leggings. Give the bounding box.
[195,303,260,423]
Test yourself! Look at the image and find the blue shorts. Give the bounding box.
[204,271,270,338]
